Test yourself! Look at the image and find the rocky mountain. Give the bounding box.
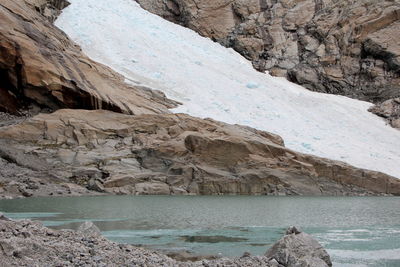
[0,0,399,198]
[136,0,400,103]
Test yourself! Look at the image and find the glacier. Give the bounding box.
[55,0,400,178]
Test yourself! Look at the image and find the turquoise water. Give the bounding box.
[1,196,399,266]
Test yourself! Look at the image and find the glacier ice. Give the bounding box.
[55,0,400,178]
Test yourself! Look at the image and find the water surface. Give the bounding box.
[1,196,399,266]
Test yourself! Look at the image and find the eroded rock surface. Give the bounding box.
[0,109,399,198]
[0,0,178,115]
[136,0,400,103]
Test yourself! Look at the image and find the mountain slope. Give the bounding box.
[55,0,400,178]
[136,0,400,103]
[0,0,177,115]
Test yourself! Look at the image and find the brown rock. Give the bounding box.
[0,0,178,115]
[369,98,400,129]
[136,0,400,103]
[0,109,399,196]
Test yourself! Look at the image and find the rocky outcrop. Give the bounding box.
[0,215,328,266]
[25,0,70,22]
[0,0,178,115]
[136,0,400,103]
[369,98,400,129]
[0,109,399,198]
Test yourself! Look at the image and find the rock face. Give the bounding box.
[25,0,71,22]
[369,98,400,129]
[0,215,328,266]
[0,109,399,198]
[266,226,332,267]
[136,0,400,103]
[0,0,178,115]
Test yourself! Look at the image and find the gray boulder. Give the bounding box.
[265,227,332,267]
[77,221,101,236]
[0,212,10,221]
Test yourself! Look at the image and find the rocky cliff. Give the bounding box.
[0,0,399,198]
[0,0,177,115]
[1,109,399,198]
[136,0,400,103]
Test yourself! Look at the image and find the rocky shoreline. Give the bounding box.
[0,214,332,266]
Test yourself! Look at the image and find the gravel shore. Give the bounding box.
[0,214,331,266]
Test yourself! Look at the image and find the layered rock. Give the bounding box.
[136,0,400,103]
[0,0,178,115]
[0,109,399,198]
[25,0,71,22]
[369,97,400,129]
[0,214,329,267]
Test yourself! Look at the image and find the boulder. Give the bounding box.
[77,221,101,236]
[265,227,332,267]
[0,213,10,221]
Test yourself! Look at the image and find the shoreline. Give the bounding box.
[0,213,332,266]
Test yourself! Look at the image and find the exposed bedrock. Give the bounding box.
[136,0,400,103]
[0,109,399,198]
[0,0,178,115]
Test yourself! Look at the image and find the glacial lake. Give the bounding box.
[1,196,400,266]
